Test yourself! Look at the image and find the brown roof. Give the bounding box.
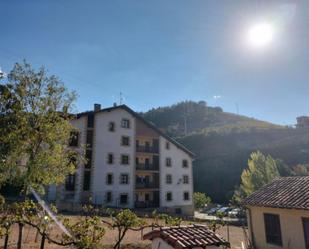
[143,225,229,249]
[242,176,309,210]
[76,104,195,157]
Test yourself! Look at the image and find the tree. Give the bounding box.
[0,61,78,194]
[193,192,211,209]
[233,151,280,203]
[105,209,144,249]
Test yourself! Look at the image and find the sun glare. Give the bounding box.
[247,22,274,49]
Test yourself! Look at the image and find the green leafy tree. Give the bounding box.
[234,151,280,203]
[0,61,78,194]
[193,192,212,209]
[105,209,144,249]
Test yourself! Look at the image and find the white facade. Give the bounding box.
[56,105,194,215]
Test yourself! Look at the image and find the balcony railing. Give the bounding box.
[136,164,159,171]
[135,182,159,189]
[136,145,159,153]
[135,201,159,208]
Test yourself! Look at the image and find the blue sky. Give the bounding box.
[1,0,309,125]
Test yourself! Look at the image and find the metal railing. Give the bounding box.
[136,163,159,171]
[136,145,159,153]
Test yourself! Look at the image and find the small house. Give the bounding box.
[143,224,230,249]
[242,176,309,249]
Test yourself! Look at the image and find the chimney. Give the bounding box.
[113,102,117,107]
[94,103,101,112]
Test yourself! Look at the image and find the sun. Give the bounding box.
[247,22,274,49]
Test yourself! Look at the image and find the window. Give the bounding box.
[121,119,130,128]
[182,159,188,168]
[183,192,190,201]
[183,175,189,184]
[121,136,130,146]
[65,174,75,191]
[166,174,172,184]
[166,158,172,167]
[166,142,170,150]
[106,173,113,185]
[106,192,112,203]
[264,213,282,246]
[166,192,173,201]
[85,149,92,168]
[303,218,309,249]
[121,155,130,165]
[120,174,129,184]
[86,130,93,148]
[120,194,128,205]
[107,153,114,164]
[87,113,94,128]
[69,131,79,147]
[83,171,91,191]
[109,122,115,132]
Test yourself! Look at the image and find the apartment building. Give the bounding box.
[49,104,195,215]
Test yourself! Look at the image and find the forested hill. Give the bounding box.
[141,101,309,203]
[141,101,281,137]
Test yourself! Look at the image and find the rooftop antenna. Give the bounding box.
[119,92,123,105]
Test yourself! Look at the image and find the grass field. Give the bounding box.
[0,217,247,249]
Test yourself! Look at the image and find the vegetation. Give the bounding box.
[193,192,212,209]
[0,61,79,195]
[232,151,280,203]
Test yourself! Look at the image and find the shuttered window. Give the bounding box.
[264,213,282,246]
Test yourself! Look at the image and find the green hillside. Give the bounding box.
[142,101,309,203]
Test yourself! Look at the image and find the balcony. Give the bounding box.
[136,163,159,171]
[135,201,159,208]
[136,145,159,154]
[135,182,159,189]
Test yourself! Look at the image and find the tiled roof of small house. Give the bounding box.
[242,176,309,210]
[143,224,230,249]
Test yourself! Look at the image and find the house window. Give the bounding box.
[121,155,130,165]
[264,213,282,246]
[166,158,172,167]
[107,153,114,164]
[85,149,92,168]
[120,194,128,205]
[65,174,75,191]
[106,173,113,185]
[166,142,170,150]
[106,191,112,203]
[121,136,130,146]
[183,175,189,184]
[120,174,129,184]
[83,171,91,191]
[182,159,188,168]
[109,122,115,132]
[183,191,190,201]
[166,192,172,201]
[121,119,130,128]
[303,218,309,249]
[86,130,93,148]
[69,131,79,147]
[166,174,172,184]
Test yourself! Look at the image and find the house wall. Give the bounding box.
[159,136,194,215]
[91,109,135,208]
[247,205,309,249]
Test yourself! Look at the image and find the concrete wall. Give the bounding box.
[247,205,309,249]
[159,136,194,215]
[91,109,135,208]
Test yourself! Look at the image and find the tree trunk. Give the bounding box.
[40,233,46,249]
[17,223,24,249]
[4,232,9,249]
